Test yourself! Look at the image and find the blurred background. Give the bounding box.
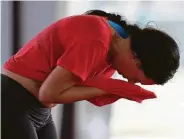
[1,1,184,139]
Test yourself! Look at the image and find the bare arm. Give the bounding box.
[42,85,106,104]
[38,66,107,104]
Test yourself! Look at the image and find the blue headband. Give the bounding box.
[108,20,128,38]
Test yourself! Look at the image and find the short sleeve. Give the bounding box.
[57,40,108,81]
[100,66,115,78]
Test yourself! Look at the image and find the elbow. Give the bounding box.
[38,88,55,103]
[38,86,74,104]
[38,90,71,104]
[38,91,50,103]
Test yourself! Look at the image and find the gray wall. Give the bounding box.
[1,1,68,138]
[1,1,13,66]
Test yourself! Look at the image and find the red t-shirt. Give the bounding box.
[4,15,156,106]
[4,15,115,81]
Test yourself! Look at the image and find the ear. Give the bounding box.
[134,59,142,69]
[131,52,142,69]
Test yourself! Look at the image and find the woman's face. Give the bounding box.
[110,38,155,85]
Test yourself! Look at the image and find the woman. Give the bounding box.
[1,10,180,139]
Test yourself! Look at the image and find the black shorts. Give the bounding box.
[1,74,57,139]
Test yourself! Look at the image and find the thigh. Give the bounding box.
[37,120,57,139]
[2,112,38,139]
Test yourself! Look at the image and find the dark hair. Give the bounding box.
[85,10,180,85]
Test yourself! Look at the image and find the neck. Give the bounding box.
[107,36,131,63]
[106,33,117,63]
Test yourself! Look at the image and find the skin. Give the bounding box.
[108,32,155,85]
[2,18,154,107]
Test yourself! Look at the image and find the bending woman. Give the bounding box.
[1,10,180,139]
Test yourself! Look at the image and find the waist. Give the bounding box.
[2,69,56,108]
[2,69,42,97]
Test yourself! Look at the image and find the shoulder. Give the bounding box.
[56,15,112,43]
[59,15,107,28]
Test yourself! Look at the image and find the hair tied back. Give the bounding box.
[146,21,158,29]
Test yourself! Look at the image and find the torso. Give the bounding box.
[2,15,116,108]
